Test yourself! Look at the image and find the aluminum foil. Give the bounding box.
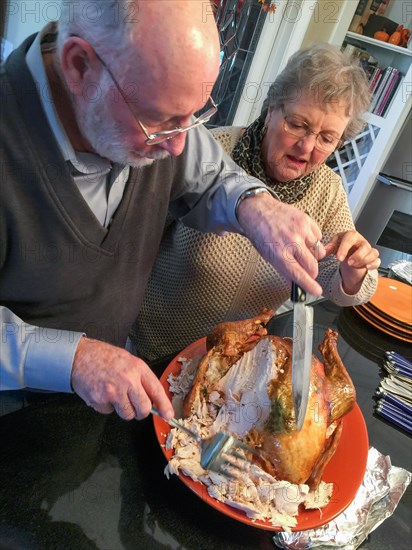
[388,260,412,285]
[273,447,411,549]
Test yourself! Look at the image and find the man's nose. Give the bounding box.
[158,132,187,156]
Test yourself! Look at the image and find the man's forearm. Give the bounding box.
[0,306,82,392]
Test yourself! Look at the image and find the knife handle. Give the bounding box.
[291,282,306,303]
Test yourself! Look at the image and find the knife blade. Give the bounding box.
[291,282,314,431]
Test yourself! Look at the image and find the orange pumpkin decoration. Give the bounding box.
[400,27,411,47]
[389,31,401,45]
[389,25,403,45]
[374,29,390,42]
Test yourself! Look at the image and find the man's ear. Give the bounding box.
[60,37,100,96]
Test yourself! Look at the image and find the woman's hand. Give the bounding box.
[325,230,380,294]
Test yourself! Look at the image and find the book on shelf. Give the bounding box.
[368,67,383,93]
[369,66,402,116]
[342,32,405,119]
[379,72,402,117]
[370,66,394,111]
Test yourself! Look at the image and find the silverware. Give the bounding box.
[291,282,314,431]
[376,351,411,434]
[151,407,256,475]
[384,351,412,378]
[375,398,412,434]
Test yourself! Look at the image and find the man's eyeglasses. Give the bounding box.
[88,43,218,145]
[281,105,343,152]
[138,97,218,145]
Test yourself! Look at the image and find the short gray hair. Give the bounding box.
[57,0,135,60]
[261,43,372,140]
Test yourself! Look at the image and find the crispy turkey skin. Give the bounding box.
[183,309,356,489]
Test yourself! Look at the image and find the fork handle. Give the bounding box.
[151,407,201,443]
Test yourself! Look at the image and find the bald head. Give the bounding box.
[130,1,220,112]
[133,1,219,56]
[55,1,220,161]
[58,0,220,112]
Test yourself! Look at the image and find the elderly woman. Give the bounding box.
[131,43,380,361]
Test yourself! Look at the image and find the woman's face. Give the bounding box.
[261,90,350,182]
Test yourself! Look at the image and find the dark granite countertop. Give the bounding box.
[0,301,410,550]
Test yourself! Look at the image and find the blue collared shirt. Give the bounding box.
[1,25,264,396]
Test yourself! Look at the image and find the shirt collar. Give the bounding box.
[25,23,111,175]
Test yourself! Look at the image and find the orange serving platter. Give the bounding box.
[360,302,412,332]
[367,277,412,326]
[353,306,412,343]
[153,337,369,532]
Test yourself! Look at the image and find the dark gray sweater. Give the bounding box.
[0,33,239,348]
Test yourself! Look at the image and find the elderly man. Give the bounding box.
[1,0,325,420]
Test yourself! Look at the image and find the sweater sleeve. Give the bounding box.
[315,168,378,306]
[318,256,378,306]
[0,306,83,392]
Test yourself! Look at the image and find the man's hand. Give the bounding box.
[71,337,174,421]
[237,193,326,296]
[325,230,380,294]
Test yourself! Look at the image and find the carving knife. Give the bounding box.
[291,282,314,431]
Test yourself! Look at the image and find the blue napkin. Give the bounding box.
[375,352,412,434]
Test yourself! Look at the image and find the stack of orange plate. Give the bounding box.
[353,277,412,343]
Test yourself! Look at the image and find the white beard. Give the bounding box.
[74,79,170,168]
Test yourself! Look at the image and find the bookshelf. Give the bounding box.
[345,31,412,59]
[326,25,411,220]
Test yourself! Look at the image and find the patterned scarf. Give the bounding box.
[232,116,313,204]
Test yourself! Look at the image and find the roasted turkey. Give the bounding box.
[183,308,356,489]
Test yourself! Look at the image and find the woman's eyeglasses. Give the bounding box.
[281,105,343,152]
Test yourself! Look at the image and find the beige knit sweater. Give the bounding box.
[131,127,378,361]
